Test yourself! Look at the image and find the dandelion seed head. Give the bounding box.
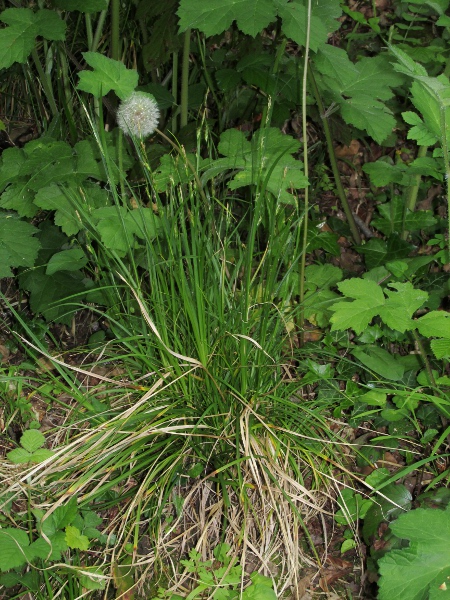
[117,91,160,138]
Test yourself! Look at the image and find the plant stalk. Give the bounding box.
[180,28,191,128]
[307,69,362,245]
[401,144,428,240]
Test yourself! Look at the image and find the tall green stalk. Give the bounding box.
[180,28,191,128]
[307,69,362,245]
[110,0,120,61]
[401,144,428,240]
[298,0,313,341]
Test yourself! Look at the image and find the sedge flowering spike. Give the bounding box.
[116,91,160,138]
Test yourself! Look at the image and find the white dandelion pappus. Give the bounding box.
[116,91,160,138]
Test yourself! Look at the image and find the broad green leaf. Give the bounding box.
[352,346,405,381]
[378,282,428,333]
[204,128,307,203]
[177,0,277,37]
[416,311,450,339]
[277,0,337,52]
[46,249,88,275]
[32,9,66,40]
[362,483,412,544]
[372,195,437,236]
[77,52,139,99]
[19,267,87,324]
[65,526,89,551]
[356,236,412,269]
[430,338,450,359]
[314,48,403,142]
[378,506,450,600]
[76,567,106,590]
[363,160,406,187]
[6,448,32,464]
[305,264,343,290]
[29,448,55,463]
[0,9,40,69]
[20,429,45,452]
[0,147,25,192]
[128,208,161,240]
[359,389,387,407]
[330,279,385,334]
[52,0,108,12]
[335,489,374,524]
[92,206,140,255]
[0,184,37,217]
[0,528,30,572]
[34,184,81,236]
[0,8,66,69]
[0,214,41,277]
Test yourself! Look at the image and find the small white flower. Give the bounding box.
[116,91,160,138]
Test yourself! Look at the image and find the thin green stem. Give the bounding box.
[180,28,191,128]
[401,144,428,240]
[412,329,437,389]
[307,69,362,245]
[85,13,93,50]
[91,9,109,53]
[439,104,450,252]
[298,0,313,342]
[110,0,120,61]
[31,47,58,117]
[172,51,179,133]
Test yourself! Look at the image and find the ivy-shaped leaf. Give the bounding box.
[77,52,138,99]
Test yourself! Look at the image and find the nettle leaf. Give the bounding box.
[0,184,37,218]
[0,214,41,277]
[0,147,25,192]
[378,506,450,600]
[314,47,403,142]
[52,0,109,12]
[430,338,450,359]
[363,160,406,187]
[91,206,141,255]
[46,249,88,275]
[77,52,138,99]
[19,267,88,324]
[0,528,30,572]
[416,311,450,339]
[0,8,66,69]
